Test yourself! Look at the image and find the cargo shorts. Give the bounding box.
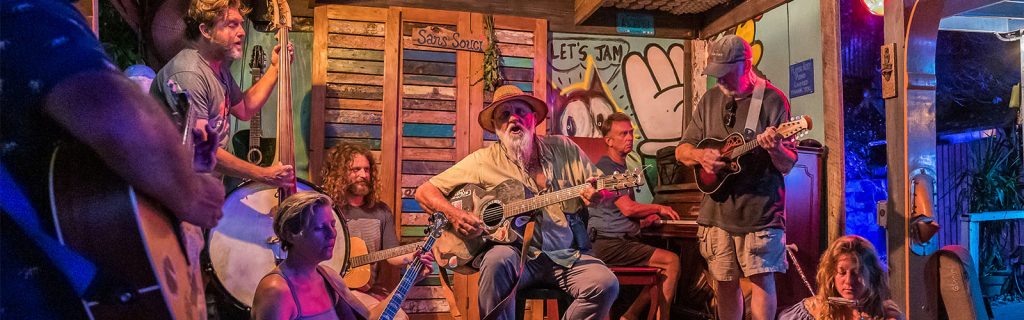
[697,225,788,282]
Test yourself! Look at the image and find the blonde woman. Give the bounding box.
[778,235,903,320]
[251,192,376,320]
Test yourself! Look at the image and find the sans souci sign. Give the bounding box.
[413,26,485,52]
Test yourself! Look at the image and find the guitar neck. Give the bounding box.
[349,241,425,268]
[248,67,263,148]
[501,176,617,219]
[726,139,761,160]
[380,237,436,319]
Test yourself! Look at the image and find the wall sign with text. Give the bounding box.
[413,26,485,52]
[789,59,814,98]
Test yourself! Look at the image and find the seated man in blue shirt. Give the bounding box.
[589,112,681,320]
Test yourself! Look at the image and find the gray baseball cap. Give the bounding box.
[703,35,752,78]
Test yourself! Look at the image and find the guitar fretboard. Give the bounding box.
[380,236,436,319]
[500,175,619,219]
[724,121,804,160]
[248,66,263,149]
[349,241,425,268]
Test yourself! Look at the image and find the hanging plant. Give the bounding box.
[476,14,503,91]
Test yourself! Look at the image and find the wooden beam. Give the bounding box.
[574,0,604,25]
[700,0,790,38]
[313,0,699,38]
[819,0,845,246]
[310,5,329,183]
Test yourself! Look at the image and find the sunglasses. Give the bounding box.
[723,100,737,127]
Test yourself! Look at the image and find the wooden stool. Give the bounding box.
[516,287,571,320]
[609,267,663,320]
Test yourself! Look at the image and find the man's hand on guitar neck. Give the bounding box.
[755,126,798,174]
[755,126,784,151]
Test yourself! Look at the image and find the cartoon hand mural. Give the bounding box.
[623,44,687,157]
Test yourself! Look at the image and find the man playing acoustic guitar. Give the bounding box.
[415,85,619,320]
[321,143,433,320]
[675,35,798,320]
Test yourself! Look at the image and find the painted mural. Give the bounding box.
[549,33,683,200]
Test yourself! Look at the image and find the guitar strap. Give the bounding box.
[743,77,767,137]
[481,219,537,320]
[436,263,464,320]
[0,163,97,297]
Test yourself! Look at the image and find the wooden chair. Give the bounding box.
[516,287,571,320]
[609,266,663,320]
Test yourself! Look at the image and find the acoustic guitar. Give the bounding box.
[693,115,812,194]
[45,84,210,319]
[344,238,426,289]
[230,45,275,168]
[434,169,645,274]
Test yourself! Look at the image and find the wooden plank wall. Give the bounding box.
[395,8,464,318]
[314,6,548,320]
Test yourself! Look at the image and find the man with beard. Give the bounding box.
[415,85,619,320]
[151,0,294,188]
[675,35,797,320]
[321,143,433,320]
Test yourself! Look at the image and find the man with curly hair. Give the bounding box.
[322,143,433,320]
[151,0,294,188]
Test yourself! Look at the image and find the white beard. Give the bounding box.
[497,125,535,168]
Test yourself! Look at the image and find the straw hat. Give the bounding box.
[478,85,548,133]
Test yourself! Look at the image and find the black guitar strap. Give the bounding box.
[481,218,537,320]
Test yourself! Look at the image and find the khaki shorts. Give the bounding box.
[698,225,788,281]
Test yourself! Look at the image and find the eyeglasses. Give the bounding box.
[723,100,737,127]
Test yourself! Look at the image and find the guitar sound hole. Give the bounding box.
[481,202,504,227]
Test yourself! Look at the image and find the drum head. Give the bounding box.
[208,180,349,308]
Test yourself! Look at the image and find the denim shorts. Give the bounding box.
[697,225,788,281]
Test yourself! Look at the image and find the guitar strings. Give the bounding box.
[471,176,620,224]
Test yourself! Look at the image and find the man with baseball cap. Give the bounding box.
[675,35,798,320]
[415,85,618,319]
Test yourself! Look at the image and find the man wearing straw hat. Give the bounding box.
[415,85,619,320]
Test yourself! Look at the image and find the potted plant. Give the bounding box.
[958,129,1024,297]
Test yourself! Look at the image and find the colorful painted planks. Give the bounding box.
[325,138,381,150]
[401,148,456,161]
[325,109,382,125]
[326,98,382,111]
[325,124,381,139]
[402,137,456,149]
[403,110,455,124]
[402,123,455,138]
[328,20,385,36]
[327,83,384,100]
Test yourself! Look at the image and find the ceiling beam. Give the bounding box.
[700,0,790,38]
[574,0,605,25]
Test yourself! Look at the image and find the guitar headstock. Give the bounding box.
[426,212,448,239]
[597,167,645,191]
[270,0,292,31]
[249,45,267,70]
[778,115,812,140]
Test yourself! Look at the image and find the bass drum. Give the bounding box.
[207,179,350,313]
